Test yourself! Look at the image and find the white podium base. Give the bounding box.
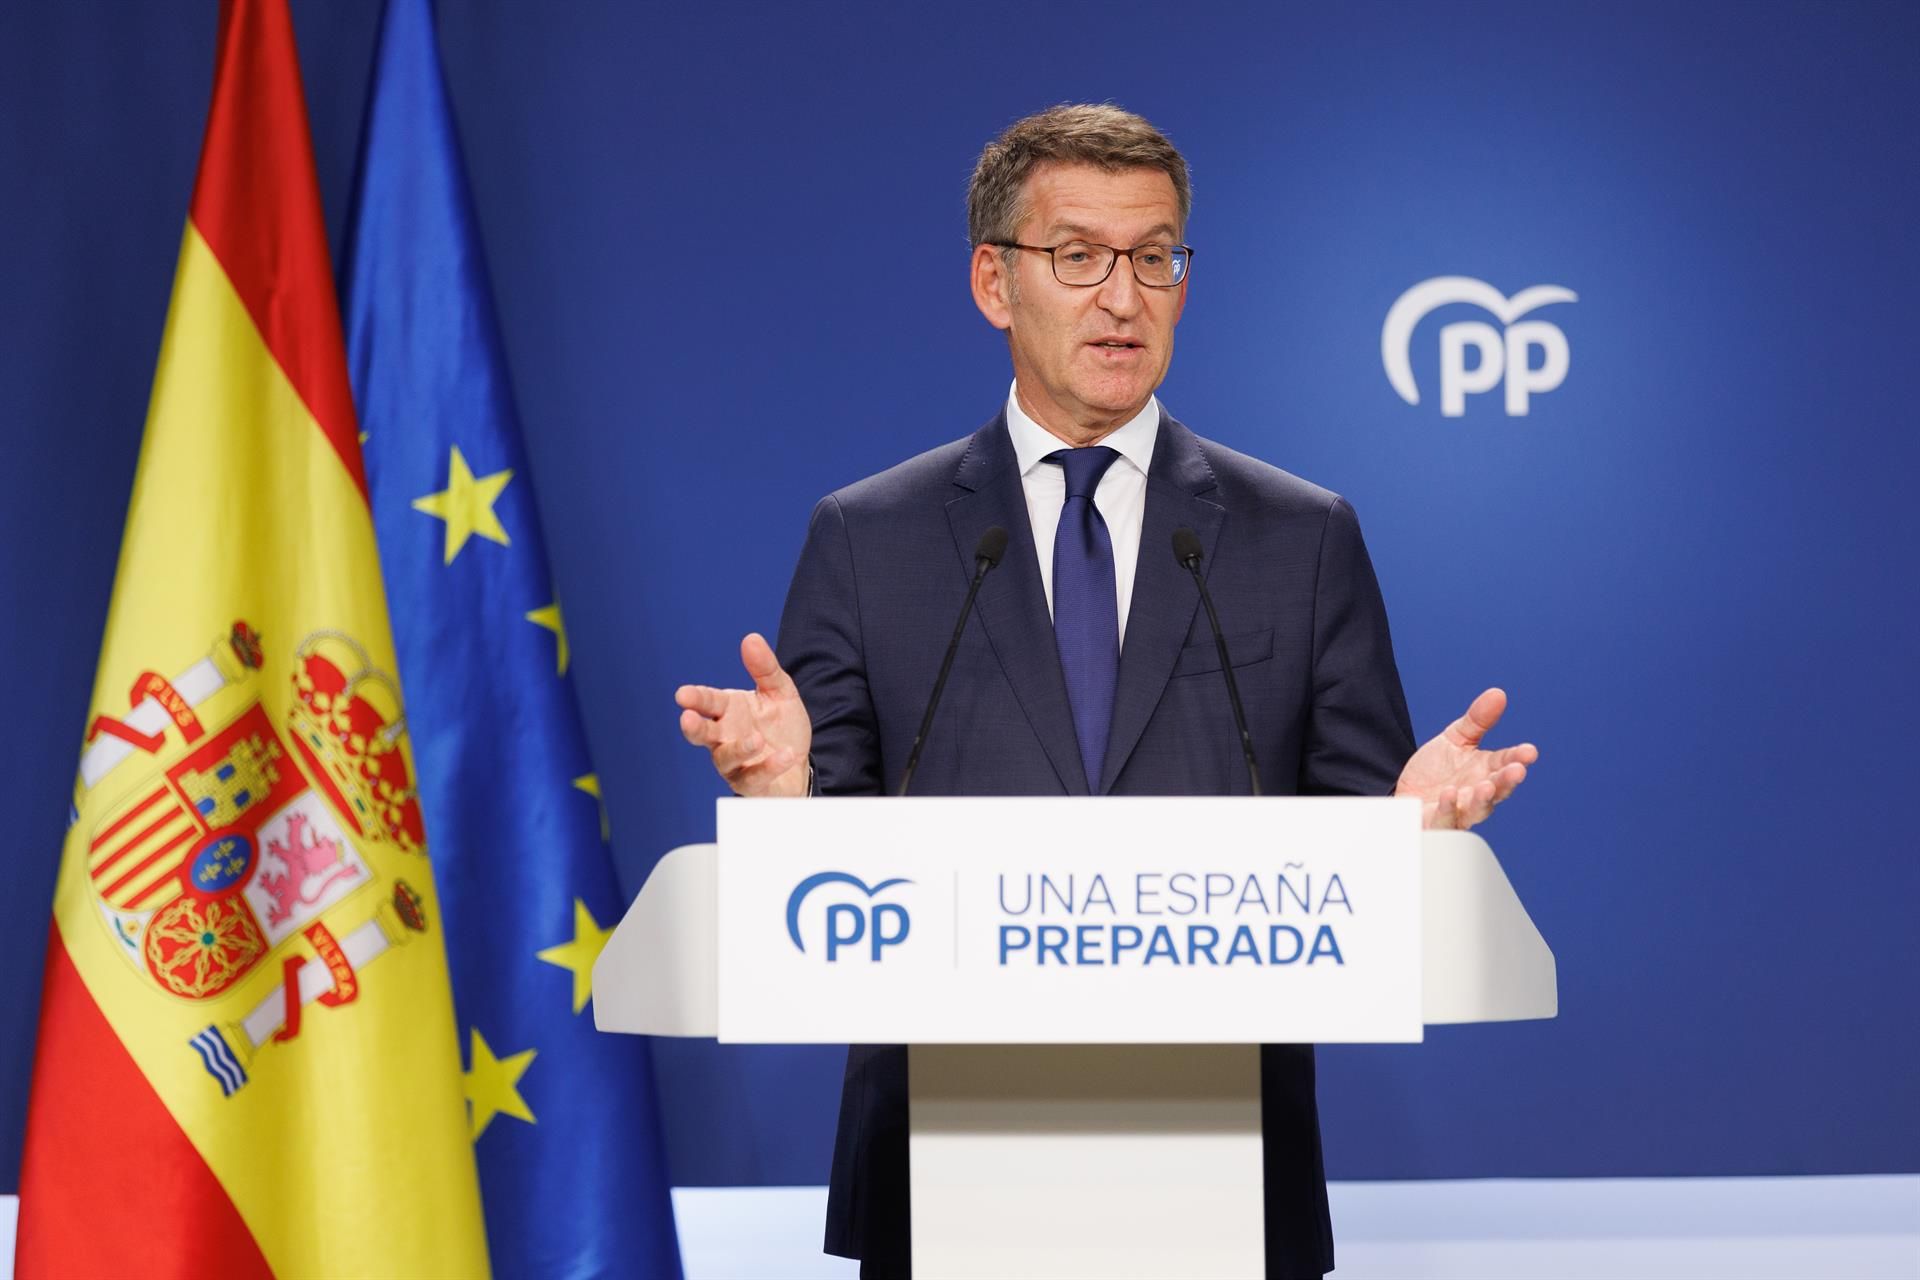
[667,1176,1920,1280]
[909,1044,1264,1279]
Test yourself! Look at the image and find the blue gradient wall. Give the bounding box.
[1,0,1914,1191]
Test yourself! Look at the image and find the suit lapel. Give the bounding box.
[1099,414,1225,794]
[945,414,1089,795]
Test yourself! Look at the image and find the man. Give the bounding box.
[676,104,1537,1279]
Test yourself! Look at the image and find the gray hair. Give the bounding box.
[967,103,1192,249]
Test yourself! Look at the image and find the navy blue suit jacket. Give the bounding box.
[776,410,1415,1278]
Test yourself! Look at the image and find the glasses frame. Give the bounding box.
[993,240,1194,289]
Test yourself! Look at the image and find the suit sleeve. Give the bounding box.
[776,494,884,796]
[1300,496,1417,796]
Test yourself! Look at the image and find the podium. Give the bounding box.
[596,796,1555,1279]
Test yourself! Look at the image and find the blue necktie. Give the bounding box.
[1047,446,1121,792]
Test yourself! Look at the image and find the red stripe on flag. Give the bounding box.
[89,785,169,851]
[92,807,191,879]
[90,825,172,878]
[100,826,197,903]
[127,874,186,912]
[187,0,366,502]
[18,930,272,1280]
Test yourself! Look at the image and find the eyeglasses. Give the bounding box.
[993,240,1193,288]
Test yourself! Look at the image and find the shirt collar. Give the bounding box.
[1005,381,1160,480]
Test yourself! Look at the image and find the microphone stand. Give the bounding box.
[1174,528,1263,797]
[897,527,1007,797]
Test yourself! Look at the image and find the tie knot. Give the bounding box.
[1047,446,1121,499]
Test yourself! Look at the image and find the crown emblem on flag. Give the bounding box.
[287,632,426,856]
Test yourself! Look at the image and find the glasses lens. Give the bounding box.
[1051,242,1116,285]
[1130,245,1187,287]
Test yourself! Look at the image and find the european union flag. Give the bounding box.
[342,0,682,1275]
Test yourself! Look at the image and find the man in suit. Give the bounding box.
[675,104,1538,1279]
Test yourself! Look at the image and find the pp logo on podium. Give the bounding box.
[1382,276,1577,417]
[786,872,913,962]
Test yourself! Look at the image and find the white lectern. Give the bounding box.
[596,797,1555,1279]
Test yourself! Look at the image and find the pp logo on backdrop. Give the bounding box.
[786,872,912,962]
[1381,276,1577,416]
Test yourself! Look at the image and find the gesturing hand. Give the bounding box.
[675,633,812,798]
[1394,688,1539,830]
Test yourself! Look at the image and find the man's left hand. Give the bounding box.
[1394,688,1539,830]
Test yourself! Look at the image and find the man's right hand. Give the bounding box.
[675,633,812,798]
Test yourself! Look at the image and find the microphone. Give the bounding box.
[897,526,1008,797]
[1172,527,1263,796]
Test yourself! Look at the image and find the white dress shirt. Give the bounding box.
[1004,382,1160,648]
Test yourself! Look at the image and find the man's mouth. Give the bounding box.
[1089,338,1144,352]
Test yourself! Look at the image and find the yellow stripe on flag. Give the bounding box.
[54,224,489,1276]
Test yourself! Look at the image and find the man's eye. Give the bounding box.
[1059,248,1093,264]
[1135,248,1166,266]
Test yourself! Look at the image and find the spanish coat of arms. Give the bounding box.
[76,621,430,1096]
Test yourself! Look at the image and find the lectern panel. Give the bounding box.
[714,796,1423,1044]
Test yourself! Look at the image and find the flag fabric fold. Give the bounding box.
[18,1,489,1275]
[343,0,684,1275]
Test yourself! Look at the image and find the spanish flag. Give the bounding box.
[17,2,489,1275]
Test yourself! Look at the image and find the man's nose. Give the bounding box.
[1094,253,1144,318]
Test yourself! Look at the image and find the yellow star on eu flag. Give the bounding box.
[526,601,569,675]
[574,772,609,841]
[464,1028,536,1141]
[413,444,513,564]
[537,898,616,1014]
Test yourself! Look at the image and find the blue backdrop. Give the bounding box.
[1,0,1914,1193]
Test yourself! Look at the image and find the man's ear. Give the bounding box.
[971,244,1013,331]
